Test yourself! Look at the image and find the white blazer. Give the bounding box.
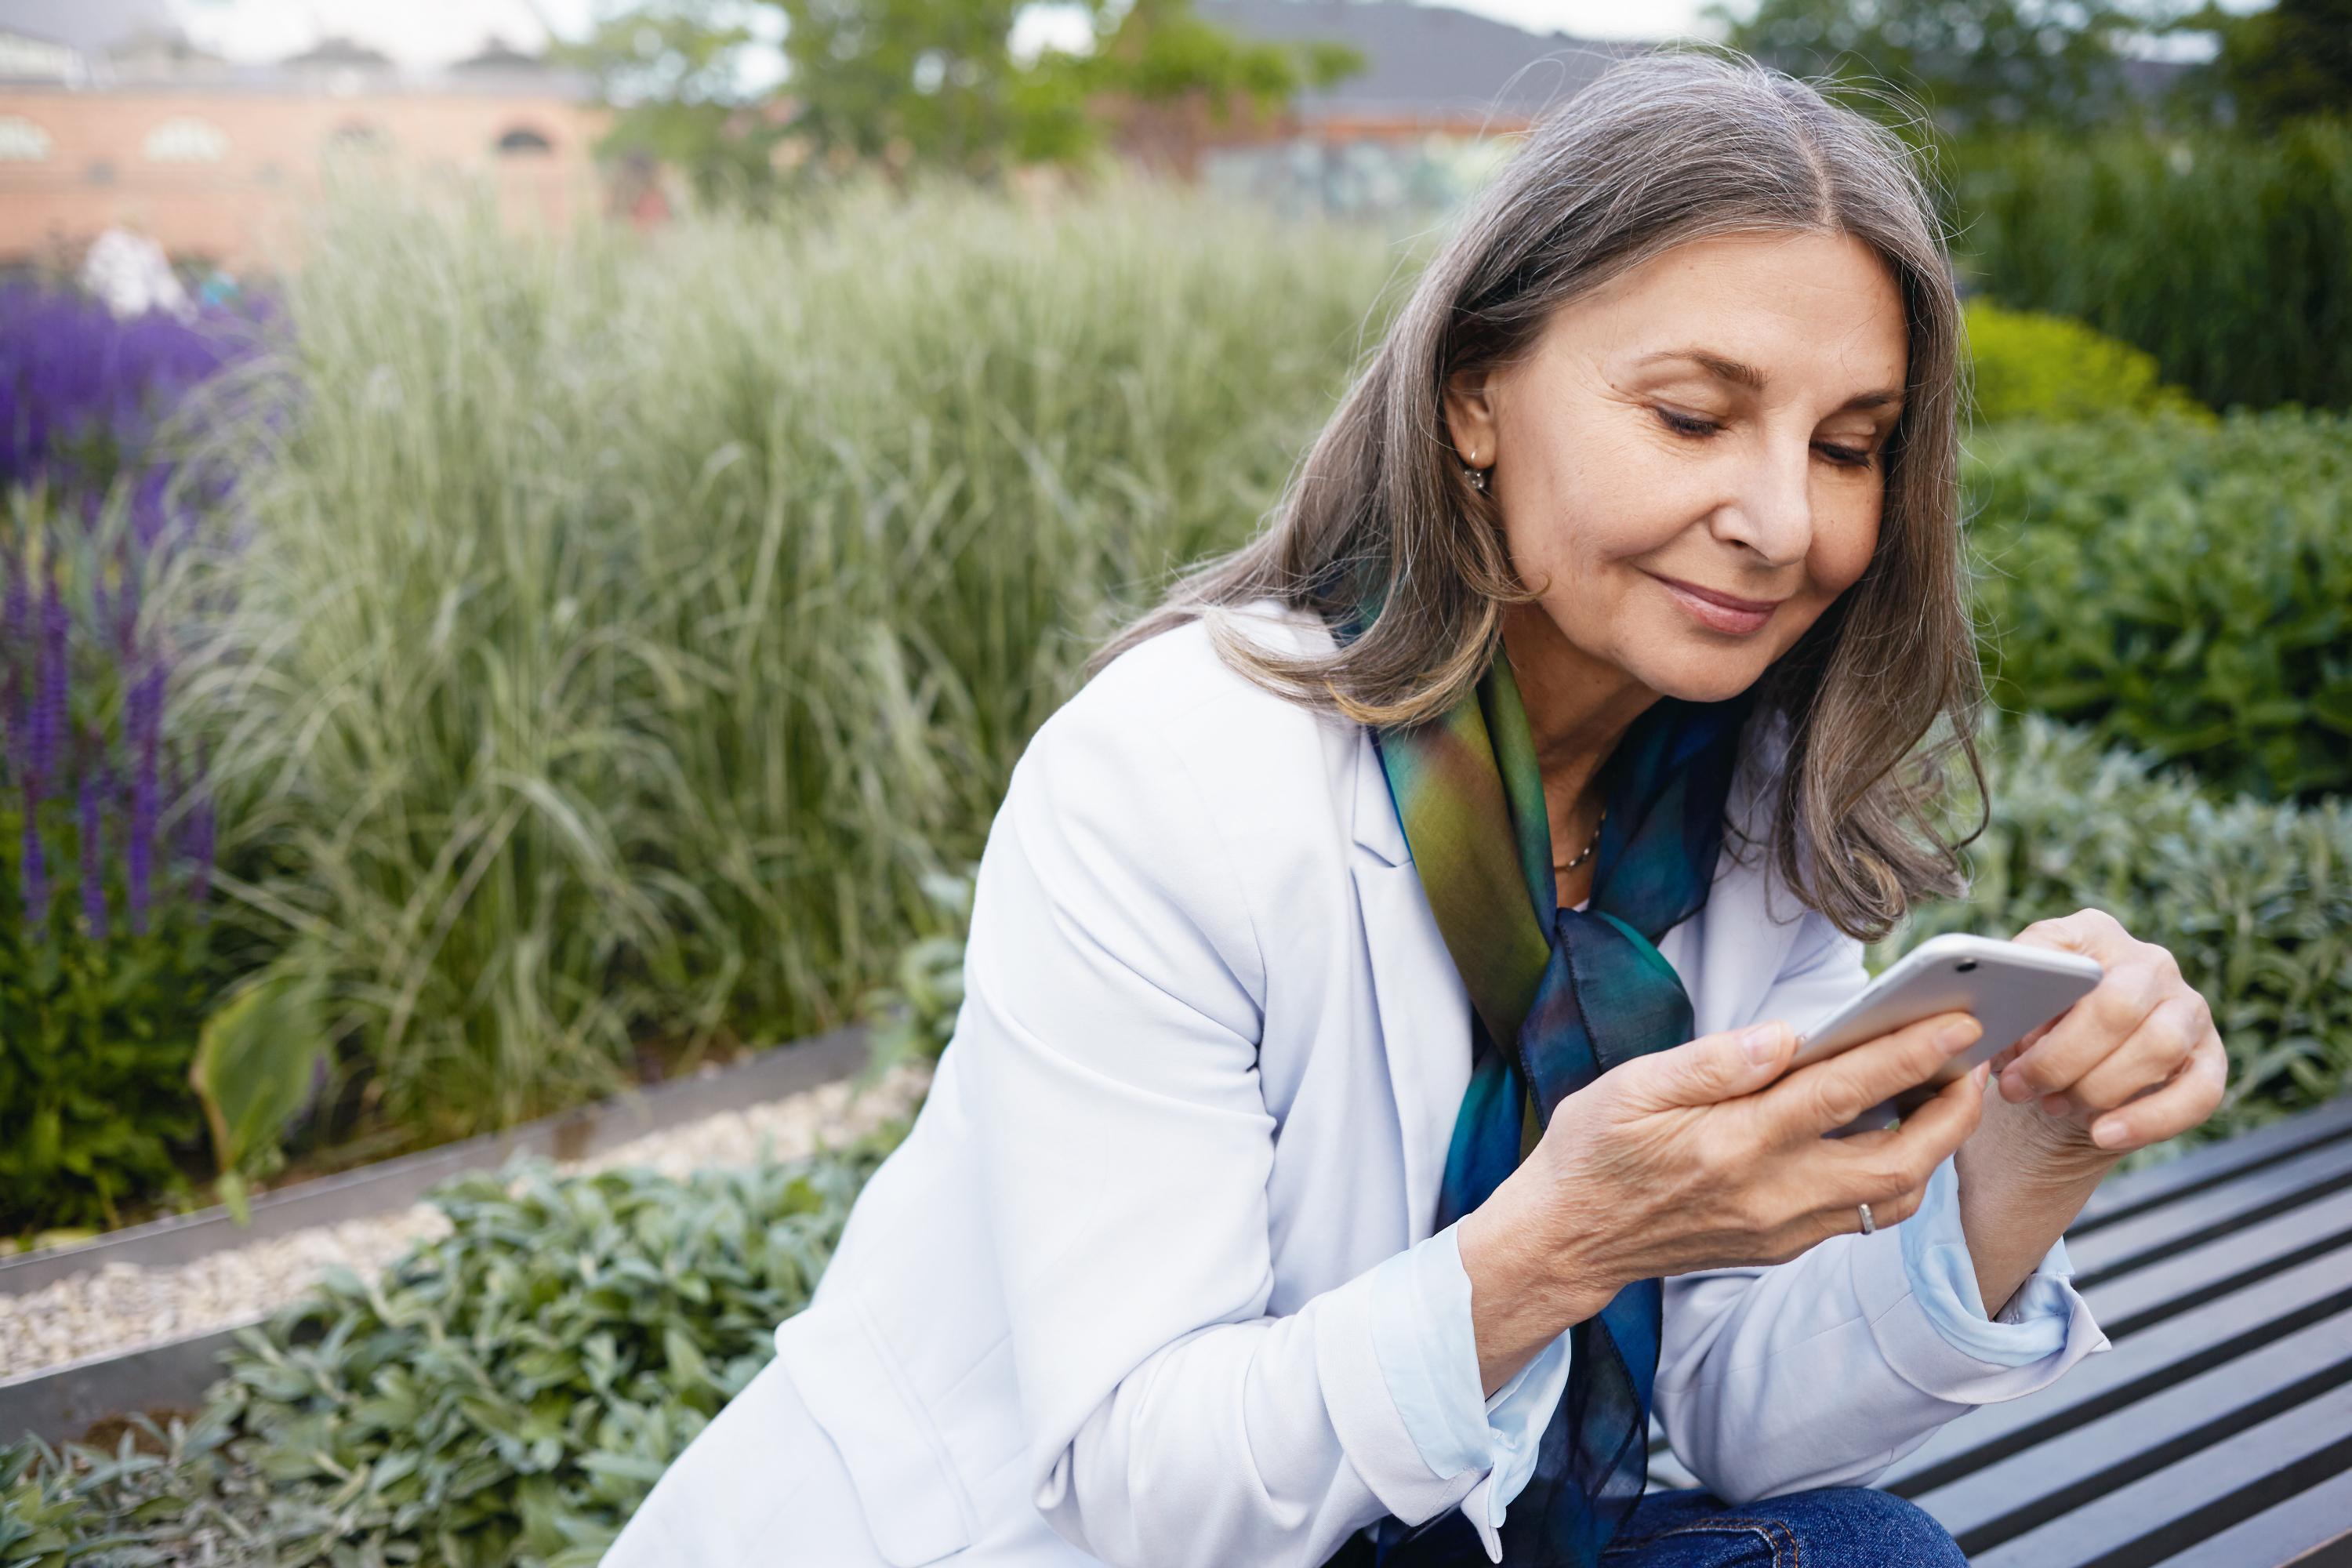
[603,595,2104,1568]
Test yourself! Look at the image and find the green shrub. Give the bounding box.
[1955,118,2352,413]
[1961,298,2210,427]
[1877,716,2352,1156]
[187,171,1400,1145]
[0,851,211,1236]
[0,495,234,1236]
[1964,407,2352,800]
[0,1127,902,1567]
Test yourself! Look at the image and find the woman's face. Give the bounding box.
[1443,230,1909,707]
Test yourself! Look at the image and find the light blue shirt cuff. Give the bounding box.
[1367,1221,1572,1552]
[1900,1154,2079,1366]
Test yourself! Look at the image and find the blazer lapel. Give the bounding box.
[1346,724,1475,1247]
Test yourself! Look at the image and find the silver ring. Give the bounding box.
[1857,1203,1877,1235]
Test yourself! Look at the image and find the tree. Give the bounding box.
[1702,0,2178,136]
[1014,0,1363,170]
[560,0,1367,194]
[557,3,787,201]
[2154,0,2352,130]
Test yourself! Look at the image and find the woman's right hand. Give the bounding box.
[1455,1011,1991,1397]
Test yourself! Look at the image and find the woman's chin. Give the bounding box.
[1632,650,1775,707]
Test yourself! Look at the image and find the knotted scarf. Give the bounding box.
[1317,583,1753,1566]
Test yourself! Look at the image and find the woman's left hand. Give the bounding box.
[1988,908,2229,1169]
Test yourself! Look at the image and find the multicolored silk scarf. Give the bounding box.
[1318,583,1753,1567]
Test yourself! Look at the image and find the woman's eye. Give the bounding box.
[1653,407,1719,438]
[1654,408,1876,470]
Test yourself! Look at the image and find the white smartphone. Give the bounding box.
[1788,933,2105,1138]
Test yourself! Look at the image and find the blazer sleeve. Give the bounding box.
[1650,909,2111,1505]
[958,688,1490,1568]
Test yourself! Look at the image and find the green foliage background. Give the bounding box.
[1958,298,2211,426]
[1954,118,2352,413]
[1965,408,2352,800]
[183,173,1405,1149]
[0,813,211,1233]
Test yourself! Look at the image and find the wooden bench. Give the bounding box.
[1648,1095,2352,1566]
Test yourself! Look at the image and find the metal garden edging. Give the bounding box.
[1,1025,872,1444]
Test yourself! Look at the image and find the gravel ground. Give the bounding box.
[0,1060,933,1383]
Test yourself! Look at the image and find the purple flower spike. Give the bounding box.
[0,540,24,653]
[20,784,45,935]
[2,666,22,789]
[78,761,107,941]
[28,565,67,800]
[124,662,165,937]
[176,739,215,913]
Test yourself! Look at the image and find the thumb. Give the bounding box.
[1622,1021,1795,1109]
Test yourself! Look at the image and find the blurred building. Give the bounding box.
[1184,0,1646,215]
[1180,1,2200,217]
[0,0,606,270]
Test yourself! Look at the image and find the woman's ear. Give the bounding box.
[1442,366,1500,465]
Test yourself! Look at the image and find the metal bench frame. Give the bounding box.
[1650,1096,2352,1567]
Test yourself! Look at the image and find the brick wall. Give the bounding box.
[0,86,611,270]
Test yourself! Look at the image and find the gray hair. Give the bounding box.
[1084,42,1984,943]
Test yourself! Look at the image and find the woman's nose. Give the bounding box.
[1711,442,1816,565]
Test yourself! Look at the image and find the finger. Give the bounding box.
[1788,1173,1936,1256]
[1998,953,2172,1104]
[2087,1033,2228,1153]
[2065,993,2206,1114]
[1753,1010,1983,1143]
[1622,1019,1798,1110]
[2011,907,2134,962]
[1817,1062,1987,1209]
[1993,1019,2055,1076]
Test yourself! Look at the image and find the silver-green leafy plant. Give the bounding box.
[0,1128,902,1566]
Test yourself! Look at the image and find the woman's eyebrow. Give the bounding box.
[1635,347,1904,411]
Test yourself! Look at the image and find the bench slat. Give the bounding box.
[2072,1200,2352,1338]
[2140,1467,2352,1568]
[1967,1377,2352,1568]
[2074,1098,2352,1234]
[1881,1248,2352,1492]
[2064,1135,2352,1286]
[1911,1306,2352,1541]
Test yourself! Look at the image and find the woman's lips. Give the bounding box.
[1648,573,1789,636]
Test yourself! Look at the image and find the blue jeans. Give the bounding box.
[1600,1487,1965,1566]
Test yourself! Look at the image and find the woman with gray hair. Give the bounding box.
[604,45,2223,1568]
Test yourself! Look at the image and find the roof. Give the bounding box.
[281,34,394,69]
[453,36,551,73]
[1194,0,1653,125]
[0,0,172,58]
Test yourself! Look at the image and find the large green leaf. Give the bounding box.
[189,958,328,1214]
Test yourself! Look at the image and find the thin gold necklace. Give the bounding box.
[1552,808,1606,875]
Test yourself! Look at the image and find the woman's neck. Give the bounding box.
[1500,602,1662,861]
